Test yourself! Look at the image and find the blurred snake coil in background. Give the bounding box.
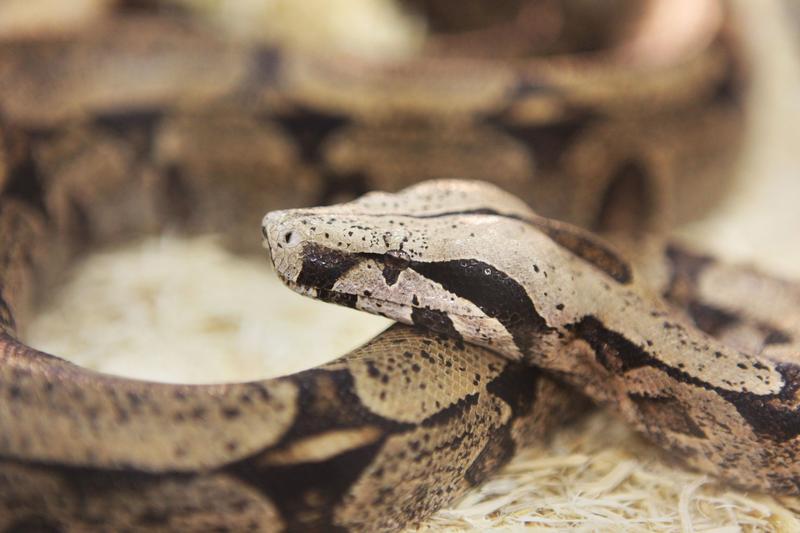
[0,0,799,531]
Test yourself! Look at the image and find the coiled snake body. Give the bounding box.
[1,1,793,532]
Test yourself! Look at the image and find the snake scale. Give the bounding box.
[0,0,791,531]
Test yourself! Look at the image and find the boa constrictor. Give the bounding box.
[0,1,769,532]
[265,180,800,498]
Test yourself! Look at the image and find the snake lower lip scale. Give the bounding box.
[265,179,800,496]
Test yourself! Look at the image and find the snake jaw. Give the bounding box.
[282,279,319,299]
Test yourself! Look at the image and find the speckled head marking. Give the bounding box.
[264,180,576,360]
[265,180,637,362]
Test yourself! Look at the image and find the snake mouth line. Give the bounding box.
[282,277,411,313]
[279,277,490,322]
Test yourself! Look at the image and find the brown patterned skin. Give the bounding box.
[0,1,744,236]
[0,322,578,532]
[0,1,754,531]
[265,180,800,494]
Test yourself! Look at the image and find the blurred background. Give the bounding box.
[678,0,800,278]
[1,0,800,530]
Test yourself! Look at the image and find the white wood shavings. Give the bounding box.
[414,412,799,532]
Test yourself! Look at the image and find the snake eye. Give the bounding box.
[385,249,411,269]
[382,249,411,286]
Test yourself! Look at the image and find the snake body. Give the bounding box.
[1,318,579,532]
[0,1,782,531]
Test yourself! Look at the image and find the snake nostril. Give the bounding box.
[281,229,304,248]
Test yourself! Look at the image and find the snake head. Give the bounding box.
[263,179,533,286]
[263,179,574,361]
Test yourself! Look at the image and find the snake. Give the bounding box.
[0,0,784,531]
[265,179,800,495]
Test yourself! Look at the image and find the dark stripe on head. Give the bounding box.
[297,243,360,291]
[529,221,632,284]
[382,250,411,286]
[339,208,632,284]
[411,259,554,356]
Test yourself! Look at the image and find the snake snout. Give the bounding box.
[262,210,310,282]
[262,211,303,251]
